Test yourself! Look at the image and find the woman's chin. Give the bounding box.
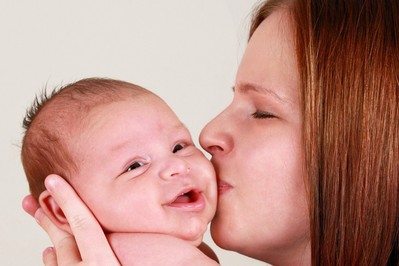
[210,217,237,251]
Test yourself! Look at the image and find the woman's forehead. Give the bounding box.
[236,7,299,103]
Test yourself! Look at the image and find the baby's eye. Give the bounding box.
[251,110,276,119]
[173,143,186,153]
[127,161,145,172]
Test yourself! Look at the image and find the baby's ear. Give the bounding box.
[39,190,72,234]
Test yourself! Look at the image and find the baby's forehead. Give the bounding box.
[82,93,177,125]
[69,93,185,148]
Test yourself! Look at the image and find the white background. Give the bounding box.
[1,0,268,265]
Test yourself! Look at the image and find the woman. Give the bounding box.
[24,0,399,264]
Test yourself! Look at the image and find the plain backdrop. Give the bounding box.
[1,0,269,265]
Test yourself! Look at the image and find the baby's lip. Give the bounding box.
[165,189,205,211]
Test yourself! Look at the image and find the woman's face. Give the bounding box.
[200,8,310,264]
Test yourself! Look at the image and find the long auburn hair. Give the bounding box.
[251,0,399,265]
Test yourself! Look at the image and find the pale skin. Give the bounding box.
[27,93,219,265]
[200,8,310,265]
[26,178,218,266]
[23,6,311,266]
[40,94,217,245]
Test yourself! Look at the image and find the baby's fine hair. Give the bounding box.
[21,78,151,200]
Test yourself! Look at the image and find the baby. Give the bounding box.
[21,78,218,265]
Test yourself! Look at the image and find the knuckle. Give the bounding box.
[69,214,89,231]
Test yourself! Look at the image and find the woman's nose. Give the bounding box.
[159,157,191,181]
[199,108,233,157]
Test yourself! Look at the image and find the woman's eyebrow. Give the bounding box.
[234,82,291,104]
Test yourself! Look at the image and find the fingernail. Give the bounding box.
[45,175,57,192]
[34,208,44,224]
[43,246,54,254]
[42,247,55,260]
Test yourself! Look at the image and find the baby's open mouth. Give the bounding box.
[165,189,205,211]
[172,190,200,204]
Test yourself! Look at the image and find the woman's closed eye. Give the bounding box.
[251,110,276,119]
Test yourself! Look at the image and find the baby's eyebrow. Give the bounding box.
[172,120,188,130]
[110,138,131,153]
[173,123,193,138]
[180,123,189,130]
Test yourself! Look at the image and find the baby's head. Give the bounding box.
[22,78,150,201]
[22,78,217,245]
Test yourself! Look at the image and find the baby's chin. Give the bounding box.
[187,234,205,247]
[176,223,209,247]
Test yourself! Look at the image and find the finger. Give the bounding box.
[42,247,57,266]
[35,208,82,265]
[45,174,120,265]
[22,194,40,217]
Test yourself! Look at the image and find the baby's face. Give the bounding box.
[68,93,217,245]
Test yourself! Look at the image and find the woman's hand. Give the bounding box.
[22,174,120,266]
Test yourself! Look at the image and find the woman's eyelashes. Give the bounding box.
[251,110,276,119]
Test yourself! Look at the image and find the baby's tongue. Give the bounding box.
[174,194,191,203]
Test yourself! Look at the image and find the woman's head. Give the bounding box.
[201,0,398,264]
[200,2,309,265]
